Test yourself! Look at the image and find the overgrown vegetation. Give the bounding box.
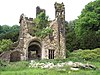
[66,0,100,51]
[33,12,53,38]
[0,60,29,71]
[0,48,100,75]
[69,48,100,62]
[65,20,79,52]
[0,25,19,42]
[74,0,100,49]
[34,27,53,38]
[0,39,13,53]
[0,25,19,53]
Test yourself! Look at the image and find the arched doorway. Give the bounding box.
[28,41,41,60]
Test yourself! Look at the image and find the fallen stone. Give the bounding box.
[70,67,79,71]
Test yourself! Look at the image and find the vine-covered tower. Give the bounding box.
[55,2,66,58]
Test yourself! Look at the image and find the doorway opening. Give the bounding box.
[28,41,41,60]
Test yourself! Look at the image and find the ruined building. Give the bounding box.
[0,2,66,62]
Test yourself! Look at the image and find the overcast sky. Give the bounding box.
[0,0,95,25]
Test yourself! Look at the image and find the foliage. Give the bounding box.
[0,61,29,71]
[0,68,100,75]
[0,60,100,75]
[35,27,53,38]
[0,25,10,33]
[65,20,79,52]
[0,39,13,52]
[33,12,49,29]
[0,25,19,42]
[75,0,100,49]
[69,48,100,62]
[32,12,52,38]
[0,47,100,75]
[65,0,100,51]
[0,59,7,68]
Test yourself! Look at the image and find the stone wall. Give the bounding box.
[16,14,43,60]
[42,20,59,59]
[42,18,66,59]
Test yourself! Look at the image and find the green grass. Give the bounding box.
[0,61,100,75]
[0,61,29,71]
[0,69,46,75]
[0,68,100,75]
[0,48,100,75]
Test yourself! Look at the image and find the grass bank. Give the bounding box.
[0,67,100,75]
[0,48,100,75]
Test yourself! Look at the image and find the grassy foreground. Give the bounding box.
[0,67,100,75]
[0,61,100,75]
[0,48,100,75]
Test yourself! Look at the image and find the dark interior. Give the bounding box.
[28,42,41,60]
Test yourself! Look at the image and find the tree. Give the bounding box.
[0,25,19,42]
[75,0,100,49]
[33,12,49,30]
[0,25,3,34]
[1,25,10,33]
[33,12,52,38]
[0,39,13,52]
[65,20,79,52]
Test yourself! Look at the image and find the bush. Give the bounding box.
[0,60,29,71]
[0,59,7,66]
[69,48,100,62]
[0,59,8,71]
[0,39,13,52]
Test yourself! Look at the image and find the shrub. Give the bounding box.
[69,48,100,62]
[0,59,7,66]
[0,39,13,52]
[0,60,29,71]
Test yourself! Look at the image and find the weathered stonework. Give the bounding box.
[0,2,66,61]
[36,6,45,17]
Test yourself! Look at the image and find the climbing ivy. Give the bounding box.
[32,12,53,38]
[35,27,53,38]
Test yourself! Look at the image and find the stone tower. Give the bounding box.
[54,2,66,58]
[42,2,66,59]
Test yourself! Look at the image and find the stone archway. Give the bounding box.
[28,41,41,60]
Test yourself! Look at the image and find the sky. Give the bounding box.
[0,0,95,26]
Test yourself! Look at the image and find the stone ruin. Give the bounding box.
[0,2,66,62]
